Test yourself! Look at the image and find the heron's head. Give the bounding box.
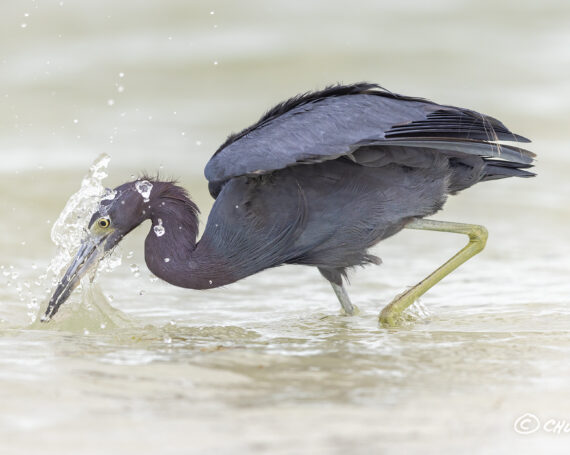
[42,180,154,321]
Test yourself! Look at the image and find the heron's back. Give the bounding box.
[199,82,535,279]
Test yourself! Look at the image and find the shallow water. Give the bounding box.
[1,0,570,454]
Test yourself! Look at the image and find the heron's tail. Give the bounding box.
[481,159,536,181]
[447,154,535,194]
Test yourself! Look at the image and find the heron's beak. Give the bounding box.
[42,232,111,322]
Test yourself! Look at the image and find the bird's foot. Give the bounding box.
[378,289,416,327]
[341,304,360,316]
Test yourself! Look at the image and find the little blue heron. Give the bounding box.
[43,83,535,325]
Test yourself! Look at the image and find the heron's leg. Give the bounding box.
[379,218,488,326]
[318,267,356,315]
[330,282,355,315]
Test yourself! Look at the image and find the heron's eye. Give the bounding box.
[98,218,110,228]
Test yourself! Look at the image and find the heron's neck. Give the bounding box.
[143,192,232,290]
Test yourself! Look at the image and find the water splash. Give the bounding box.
[33,154,129,328]
[48,154,119,277]
[101,187,116,201]
[135,180,153,202]
[130,264,141,278]
[31,283,133,333]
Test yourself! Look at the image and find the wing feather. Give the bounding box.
[205,84,534,198]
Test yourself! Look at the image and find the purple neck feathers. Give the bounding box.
[143,182,226,290]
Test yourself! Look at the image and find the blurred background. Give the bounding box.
[2,0,568,173]
[1,0,569,454]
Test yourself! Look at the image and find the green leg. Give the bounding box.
[379,218,488,326]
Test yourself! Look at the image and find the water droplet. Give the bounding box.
[100,323,107,329]
[107,99,115,106]
[235,205,239,209]
[163,336,172,344]
[21,23,27,29]
[101,188,116,201]
[130,264,140,277]
[210,10,215,15]
[126,251,134,259]
[135,180,153,202]
[195,140,202,146]
[154,218,165,237]
[209,280,212,285]
[117,85,124,93]
[164,258,170,263]
[73,119,78,124]
[83,329,90,335]
[119,72,124,78]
